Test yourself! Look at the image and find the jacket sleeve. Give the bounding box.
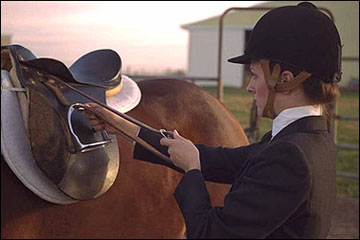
[195,141,262,184]
[133,127,269,183]
[173,141,310,239]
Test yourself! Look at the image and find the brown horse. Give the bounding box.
[1,78,249,238]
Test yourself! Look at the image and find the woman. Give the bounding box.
[86,2,342,238]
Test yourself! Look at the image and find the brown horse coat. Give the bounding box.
[1,79,248,238]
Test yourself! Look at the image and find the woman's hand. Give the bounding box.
[160,130,200,172]
[84,103,118,134]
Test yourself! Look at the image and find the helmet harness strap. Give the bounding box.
[261,59,280,119]
[260,59,312,119]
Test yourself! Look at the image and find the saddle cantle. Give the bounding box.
[1,44,141,202]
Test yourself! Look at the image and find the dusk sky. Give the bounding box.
[1,1,264,74]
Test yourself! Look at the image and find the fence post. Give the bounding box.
[327,99,339,143]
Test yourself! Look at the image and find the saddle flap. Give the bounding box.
[1,70,76,204]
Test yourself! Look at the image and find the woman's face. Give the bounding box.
[246,60,269,117]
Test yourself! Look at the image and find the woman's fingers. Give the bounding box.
[173,130,185,140]
[160,137,173,147]
[92,123,107,132]
[84,103,108,132]
[88,117,102,125]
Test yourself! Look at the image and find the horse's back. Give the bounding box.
[1,78,248,238]
[131,78,248,146]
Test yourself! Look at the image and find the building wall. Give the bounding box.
[186,26,247,88]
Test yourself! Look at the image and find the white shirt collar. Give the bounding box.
[271,105,322,140]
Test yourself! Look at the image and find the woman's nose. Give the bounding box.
[246,79,254,93]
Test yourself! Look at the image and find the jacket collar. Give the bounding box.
[272,105,322,140]
[269,116,328,143]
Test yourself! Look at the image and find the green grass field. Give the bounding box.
[202,86,359,198]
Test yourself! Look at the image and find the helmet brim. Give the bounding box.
[227,55,250,64]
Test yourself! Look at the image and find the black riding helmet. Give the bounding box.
[228,2,342,118]
[228,2,342,83]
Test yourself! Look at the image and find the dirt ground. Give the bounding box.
[328,197,359,239]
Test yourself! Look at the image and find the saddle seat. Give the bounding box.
[1,45,141,203]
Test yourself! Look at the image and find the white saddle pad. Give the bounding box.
[106,74,142,113]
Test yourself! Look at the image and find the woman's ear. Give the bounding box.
[277,71,296,95]
[279,70,294,84]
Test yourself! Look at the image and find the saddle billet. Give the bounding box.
[1,45,120,200]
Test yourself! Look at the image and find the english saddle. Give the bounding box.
[1,44,122,200]
[1,44,172,201]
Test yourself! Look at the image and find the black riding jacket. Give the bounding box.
[134,116,337,239]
